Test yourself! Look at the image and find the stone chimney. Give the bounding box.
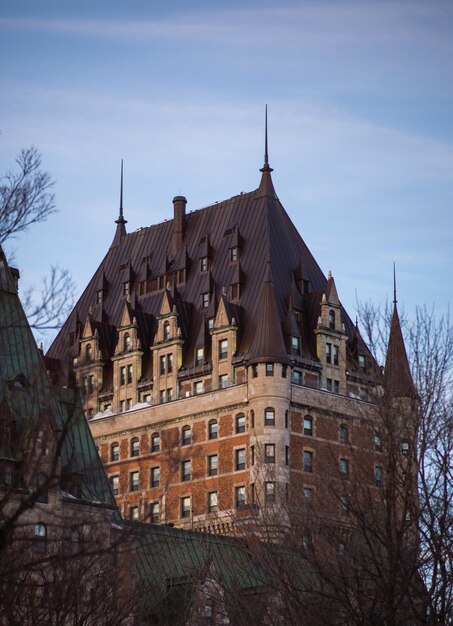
[172,195,187,257]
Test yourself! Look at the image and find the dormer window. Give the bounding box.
[201,293,209,309]
[86,344,92,361]
[207,317,214,331]
[163,322,170,341]
[328,310,335,330]
[96,290,103,304]
[291,336,300,355]
[122,282,129,297]
[195,347,204,367]
[230,247,238,263]
[358,354,366,372]
[231,283,240,300]
[124,333,131,351]
[200,257,208,272]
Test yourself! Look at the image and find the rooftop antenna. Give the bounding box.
[261,104,273,173]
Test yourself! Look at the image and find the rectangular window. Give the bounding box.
[264,408,275,426]
[265,444,275,464]
[208,420,218,440]
[88,375,94,394]
[120,366,126,386]
[303,487,313,502]
[194,381,204,395]
[326,343,332,364]
[219,374,228,389]
[208,491,218,513]
[150,466,160,488]
[167,353,173,374]
[235,485,246,508]
[251,445,255,466]
[159,355,166,375]
[167,387,173,402]
[159,390,166,403]
[231,283,240,300]
[358,354,366,371]
[126,398,131,411]
[208,317,214,331]
[285,445,289,466]
[181,496,191,518]
[110,475,119,496]
[208,454,218,477]
[401,441,409,456]
[182,427,191,445]
[131,438,140,457]
[304,451,313,473]
[326,378,332,391]
[235,448,246,471]
[291,336,300,355]
[265,363,274,377]
[292,370,302,385]
[265,482,275,502]
[195,347,204,367]
[127,364,133,384]
[150,502,160,523]
[96,290,103,304]
[339,458,349,479]
[181,460,191,482]
[303,416,313,436]
[334,380,340,394]
[281,364,287,378]
[201,292,209,308]
[333,345,339,366]
[230,247,238,262]
[130,471,139,492]
[219,339,228,359]
[200,257,208,272]
[123,282,129,296]
[120,400,126,413]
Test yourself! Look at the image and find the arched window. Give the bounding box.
[264,407,275,426]
[339,424,349,443]
[86,344,92,361]
[328,310,335,330]
[163,322,170,341]
[208,419,218,440]
[110,442,120,462]
[131,437,140,457]
[124,333,131,351]
[69,529,80,555]
[36,472,48,503]
[182,426,191,446]
[34,522,47,552]
[151,432,160,452]
[235,414,246,433]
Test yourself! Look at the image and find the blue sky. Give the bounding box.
[1,1,452,346]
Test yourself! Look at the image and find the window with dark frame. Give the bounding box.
[150,502,160,523]
[208,454,218,476]
[340,495,349,516]
[326,343,332,363]
[235,485,246,508]
[303,416,313,436]
[208,420,218,440]
[129,506,139,521]
[130,471,139,492]
[219,339,228,359]
[182,426,191,446]
[34,523,47,553]
[151,433,160,452]
[235,448,245,471]
[339,458,349,479]
[265,482,275,502]
[127,364,133,384]
[264,444,275,463]
[333,345,339,366]
[329,310,335,330]
[264,408,275,426]
[163,322,170,341]
[303,450,313,473]
[181,496,191,518]
[131,437,140,457]
[150,466,160,488]
[111,442,120,461]
[208,491,218,513]
[375,465,383,487]
[236,414,246,433]
[110,475,119,496]
[181,460,191,482]
[265,363,274,377]
[339,424,349,443]
[200,256,208,272]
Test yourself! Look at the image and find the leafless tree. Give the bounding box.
[0,147,75,333]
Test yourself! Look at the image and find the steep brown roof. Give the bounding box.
[384,305,417,399]
[47,163,359,376]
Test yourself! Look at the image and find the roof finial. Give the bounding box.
[260,105,273,174]
[115,159,127,226]
[393,262,397,306]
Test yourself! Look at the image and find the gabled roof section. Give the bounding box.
[0,245,118,513]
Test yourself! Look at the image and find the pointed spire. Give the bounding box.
[385,268,417,399]
[257,105,277,198]
[111,160,127,247]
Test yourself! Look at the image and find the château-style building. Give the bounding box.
[46,130,415,534]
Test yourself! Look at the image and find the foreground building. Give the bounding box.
[46,133,415,534]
